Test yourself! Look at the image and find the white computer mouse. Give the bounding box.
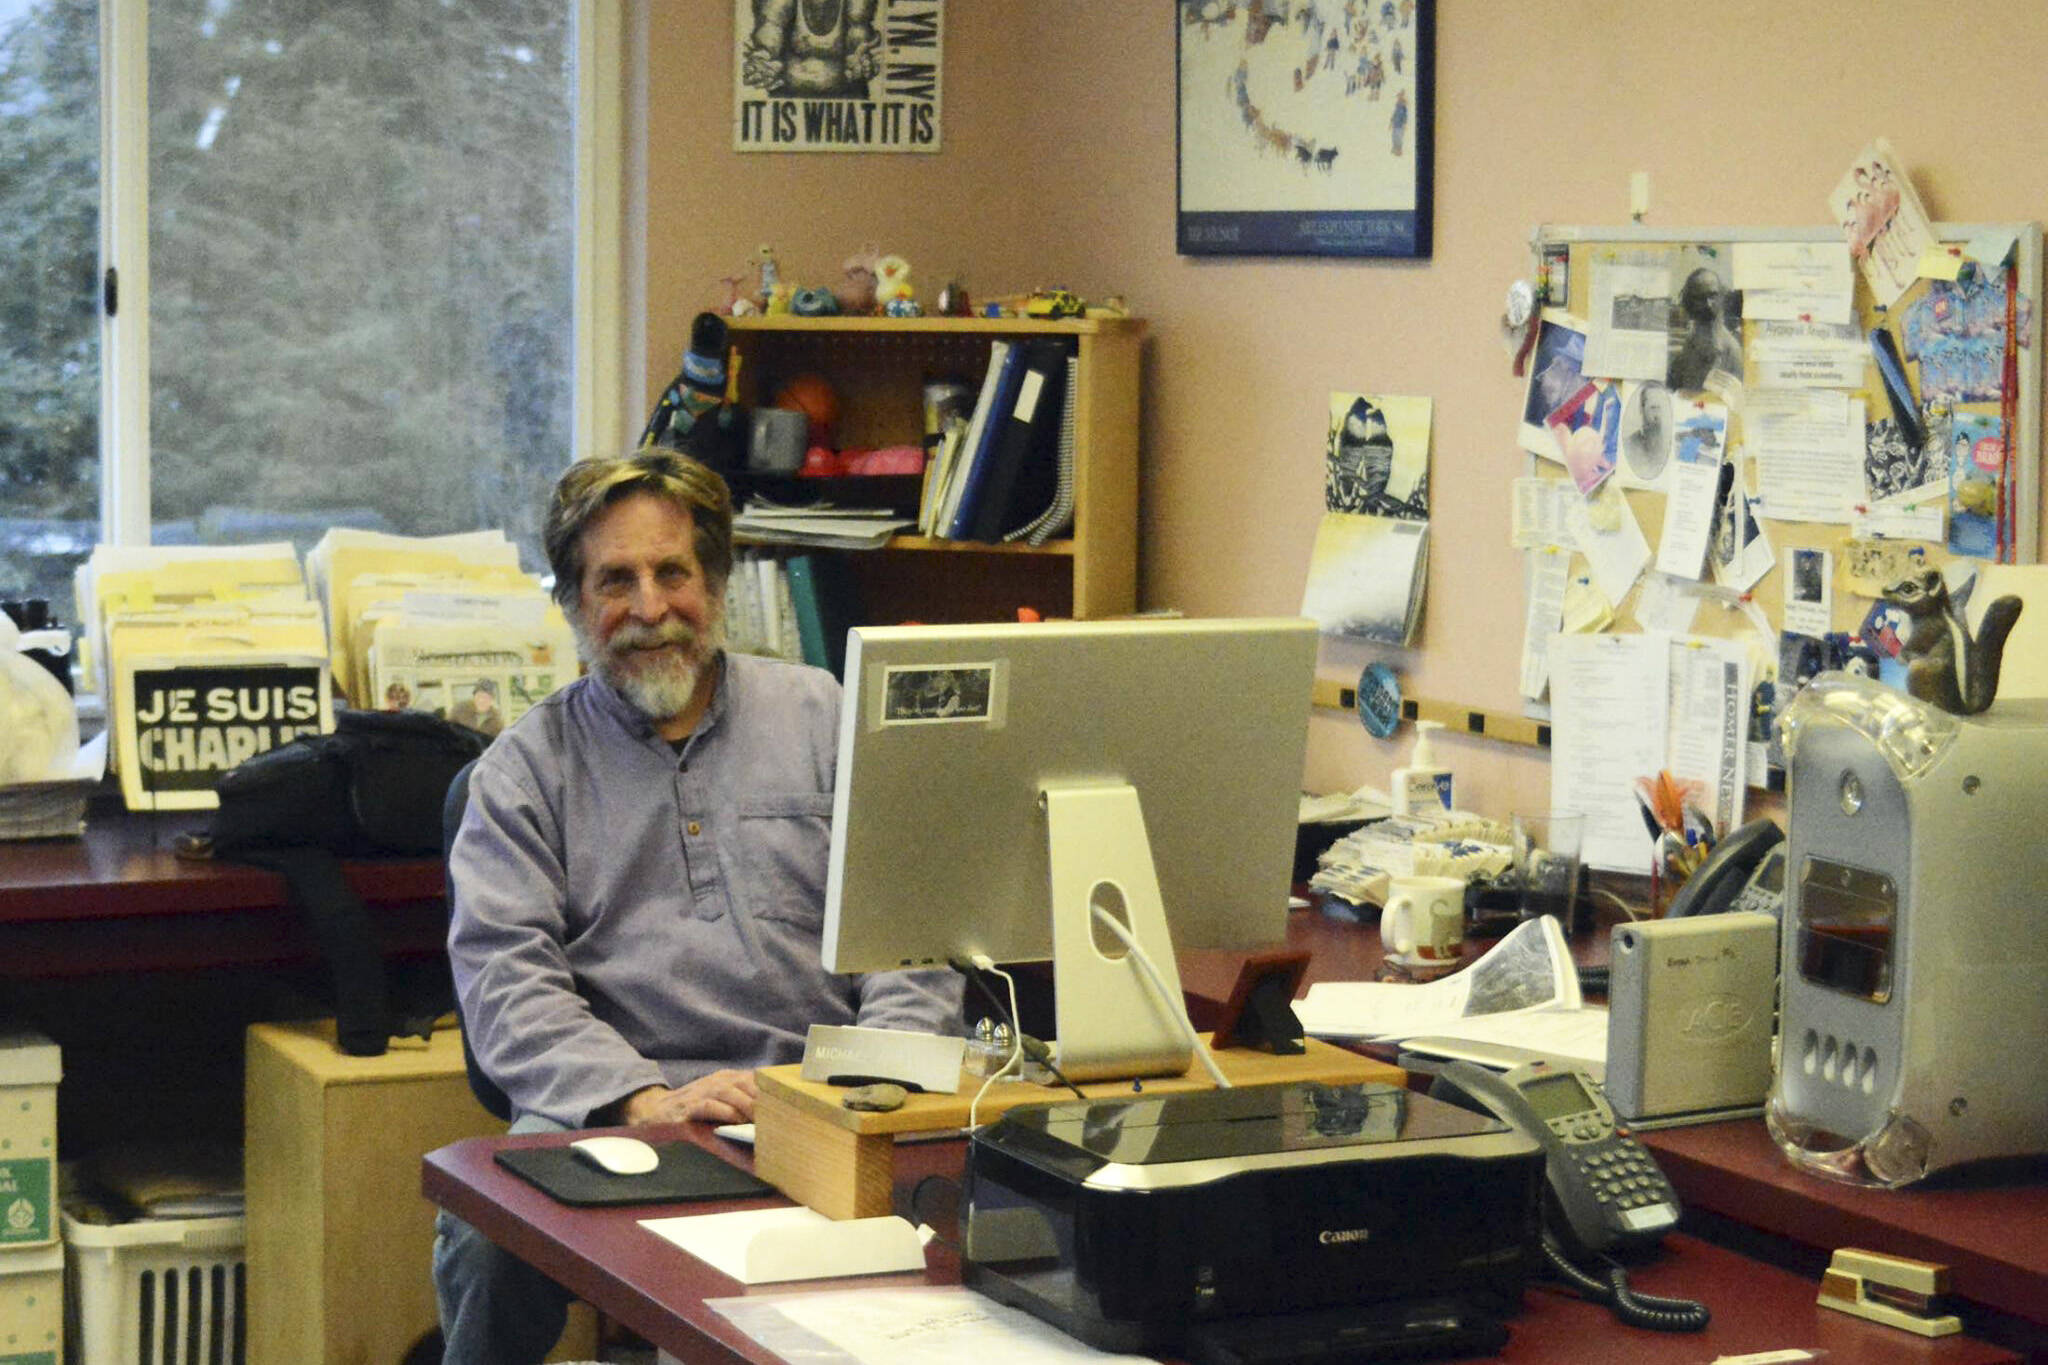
[568,1135,660,1176]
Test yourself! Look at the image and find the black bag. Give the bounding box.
[192,709,487,1055]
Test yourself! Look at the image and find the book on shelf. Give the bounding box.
[945,339,1029,539]
[784,553,861,679]
[962,339,1069,543]
[933,340,1020,539]
[1004,351,1079,546]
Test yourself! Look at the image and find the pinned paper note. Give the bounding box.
[1828,138,1937,308]
[1783,548,1832,638]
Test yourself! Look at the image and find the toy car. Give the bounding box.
[1023,288,1084,319]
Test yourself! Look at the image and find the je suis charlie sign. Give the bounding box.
[733,0,942,152]
[115,657,333,810]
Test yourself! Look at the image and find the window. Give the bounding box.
[0,0,621,623]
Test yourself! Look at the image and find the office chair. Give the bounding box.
[441,757,514,1122]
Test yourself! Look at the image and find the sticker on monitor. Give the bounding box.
[881,664,995,724]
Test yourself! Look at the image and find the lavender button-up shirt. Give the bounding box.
[448,652,961,1125]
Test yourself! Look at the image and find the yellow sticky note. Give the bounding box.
[1916,244,1965,282]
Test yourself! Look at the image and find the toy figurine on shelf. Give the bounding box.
[755,243,781,310]
[764,281,795,315]
[936,279,971,316]
[875,254,915,314]
[791,286,840,316]
[836,248,879,315]
[718,273,756,316]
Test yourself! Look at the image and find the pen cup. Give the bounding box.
[1513,813,1584,928]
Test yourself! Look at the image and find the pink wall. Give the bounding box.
[639,1,2048,822]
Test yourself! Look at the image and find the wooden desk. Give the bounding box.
[0,805,446,976]
[423,1122,2016,1364]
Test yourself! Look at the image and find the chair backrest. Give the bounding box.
[443,757,513,1121]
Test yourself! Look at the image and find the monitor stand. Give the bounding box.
[1040,783,1196,1083]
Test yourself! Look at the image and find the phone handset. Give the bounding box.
[1430,1059,1710,1333]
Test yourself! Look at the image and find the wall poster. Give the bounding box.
[733,0,943,153]
[1176,0,1434,258]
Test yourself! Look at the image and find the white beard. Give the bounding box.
[576,611,725,723]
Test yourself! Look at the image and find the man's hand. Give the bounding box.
[620,1070,758,1126]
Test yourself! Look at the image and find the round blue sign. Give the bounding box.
[1355,662,1402,738]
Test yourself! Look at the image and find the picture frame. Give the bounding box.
[1176,0,1434,258]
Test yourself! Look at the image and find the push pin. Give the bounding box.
[1817,1248,1961,1337]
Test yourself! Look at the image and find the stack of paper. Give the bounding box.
[1294,916,1606,1070]
[75,542,309,702]
[307,528,529,706]
[363,590,576,735]
[733,501,913,551]
[74,544,334,810]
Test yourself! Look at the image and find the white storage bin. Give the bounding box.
[61,1213,244,1365]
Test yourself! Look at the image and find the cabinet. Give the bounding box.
[724,314,1144,622]
[243,1019,597,1365]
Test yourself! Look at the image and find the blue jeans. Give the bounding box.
[433,1112,576,1365]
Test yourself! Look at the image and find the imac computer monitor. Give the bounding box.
[823,616,1318,1081]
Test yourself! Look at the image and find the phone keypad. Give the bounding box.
[1572,1140,1676,1216]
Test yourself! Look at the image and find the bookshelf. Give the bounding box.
[724,314,1144,623]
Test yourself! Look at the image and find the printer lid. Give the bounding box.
[981,1081,1534,1192]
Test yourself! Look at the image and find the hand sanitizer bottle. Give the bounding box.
[1390,719,1454,816]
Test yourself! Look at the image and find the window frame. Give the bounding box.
[93,0,627,548]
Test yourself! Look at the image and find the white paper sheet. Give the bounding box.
[1564,483,1651,607]
[1731,242,1854,296]
[1852,486,1945,541]
[1742,289,1855,327]
[1398,1007,1611,1075]
[713,1286,1153,1365]
[1749,319,1868,388]
[1666,634,1751,839]
[1751,392,1863,524]
[1512,477,1575,550]
[1652,403,1726,585]
[1584,262,1674,381]
[639,1207,926,1285]
[1520,549,1571,700]
[1295,916,1582,1040]
[1633,573,1703,636]
[1548,632,1669,873]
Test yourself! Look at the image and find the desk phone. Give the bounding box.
[1432,1059,1678,1258]
[1432,1059,1709,1333]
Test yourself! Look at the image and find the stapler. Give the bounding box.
[1816,1248,1961,1337]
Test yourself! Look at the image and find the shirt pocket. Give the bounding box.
[735,791,834,927]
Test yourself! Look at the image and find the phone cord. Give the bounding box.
[1538,1232,1711,1333]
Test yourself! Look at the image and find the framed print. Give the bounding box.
[733,0,943,152]
[1176,0,1434,258]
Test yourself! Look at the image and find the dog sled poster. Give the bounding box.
[1176,0,1433,257]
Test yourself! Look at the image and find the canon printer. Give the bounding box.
[961,1080,1543,1354]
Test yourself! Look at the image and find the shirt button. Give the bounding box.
[687,821,702,836]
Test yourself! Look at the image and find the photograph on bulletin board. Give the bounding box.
[1175,0,1433,258]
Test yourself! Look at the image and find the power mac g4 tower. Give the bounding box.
[1768,674,2048,1186]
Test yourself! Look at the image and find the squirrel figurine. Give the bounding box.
[1883,568,2024,716]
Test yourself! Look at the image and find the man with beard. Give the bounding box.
[433,449,961,1364]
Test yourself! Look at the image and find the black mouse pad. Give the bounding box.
[494,1140,773,1207]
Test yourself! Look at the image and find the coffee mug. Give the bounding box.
[1379,875,1467,967]
[747,406,810,473]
